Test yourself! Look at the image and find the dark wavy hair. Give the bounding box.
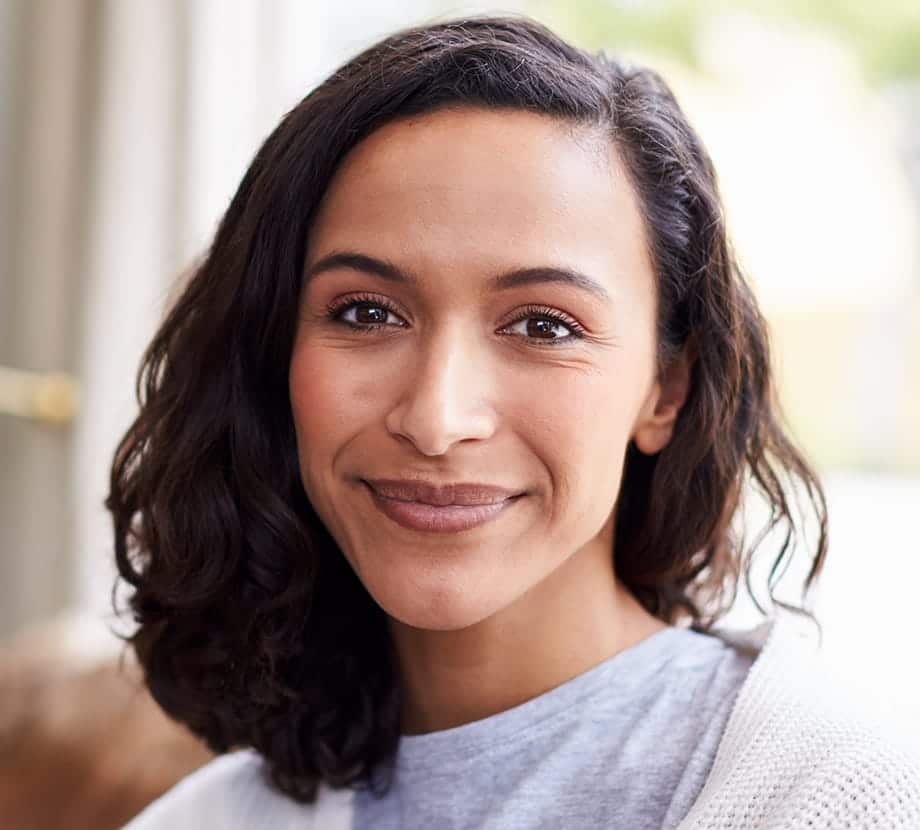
[107,14,829,804]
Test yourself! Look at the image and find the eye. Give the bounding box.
[326,294,407,332]
[500,305,585,346]
[325,296,585,346]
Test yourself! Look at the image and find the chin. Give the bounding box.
[363,566,506,632]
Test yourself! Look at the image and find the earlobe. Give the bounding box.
[631,346,693,456]
[631,404,679,456]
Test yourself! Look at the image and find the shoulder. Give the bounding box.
[122,750,276,829]
[122,749,353,830]
[780,658,920,823]
[751,683,920,827]
[679,610,920,828]
[793,703,920,822]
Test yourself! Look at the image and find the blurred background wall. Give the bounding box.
[1,0,919,765]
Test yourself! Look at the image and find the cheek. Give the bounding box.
[532,368,636,460]
[288,339,405,519]
[521,363,642,523]
[288,344,358,500]
[289,350,334,453]
[289,343,381,445]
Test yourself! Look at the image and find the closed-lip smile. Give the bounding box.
[363,478,523,506]
[361,478,525,533]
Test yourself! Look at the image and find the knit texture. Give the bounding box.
[676,608,920,829]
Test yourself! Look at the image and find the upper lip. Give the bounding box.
[363,478,523,506]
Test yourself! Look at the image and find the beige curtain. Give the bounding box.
[0,0,432,642]
[0,0,100,637]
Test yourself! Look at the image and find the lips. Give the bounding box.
[361,479,524,533]
[363,478,522,506]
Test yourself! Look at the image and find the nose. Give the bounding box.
[385,323,498,456]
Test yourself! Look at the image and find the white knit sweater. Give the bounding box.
[124,608,920,829]
[676,608,920,828]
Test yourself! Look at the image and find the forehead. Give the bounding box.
[306,107,652,297]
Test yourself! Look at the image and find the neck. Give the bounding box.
[388,540,667,735]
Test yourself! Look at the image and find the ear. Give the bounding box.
[631,343,695,456]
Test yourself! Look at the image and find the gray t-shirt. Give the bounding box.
[353,625,754,829]
[124,624,756,829]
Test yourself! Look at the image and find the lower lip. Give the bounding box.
[364,483,521,533]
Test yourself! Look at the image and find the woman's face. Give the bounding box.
[289,106,685,631]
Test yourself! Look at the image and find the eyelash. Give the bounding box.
[324,293,586,346]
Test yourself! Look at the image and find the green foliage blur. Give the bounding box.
[530,0,920,82]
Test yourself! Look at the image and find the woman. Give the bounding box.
[110,14,920,829]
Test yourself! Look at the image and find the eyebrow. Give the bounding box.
[304,251,613,304]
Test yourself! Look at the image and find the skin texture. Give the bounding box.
[289,106,691,733]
